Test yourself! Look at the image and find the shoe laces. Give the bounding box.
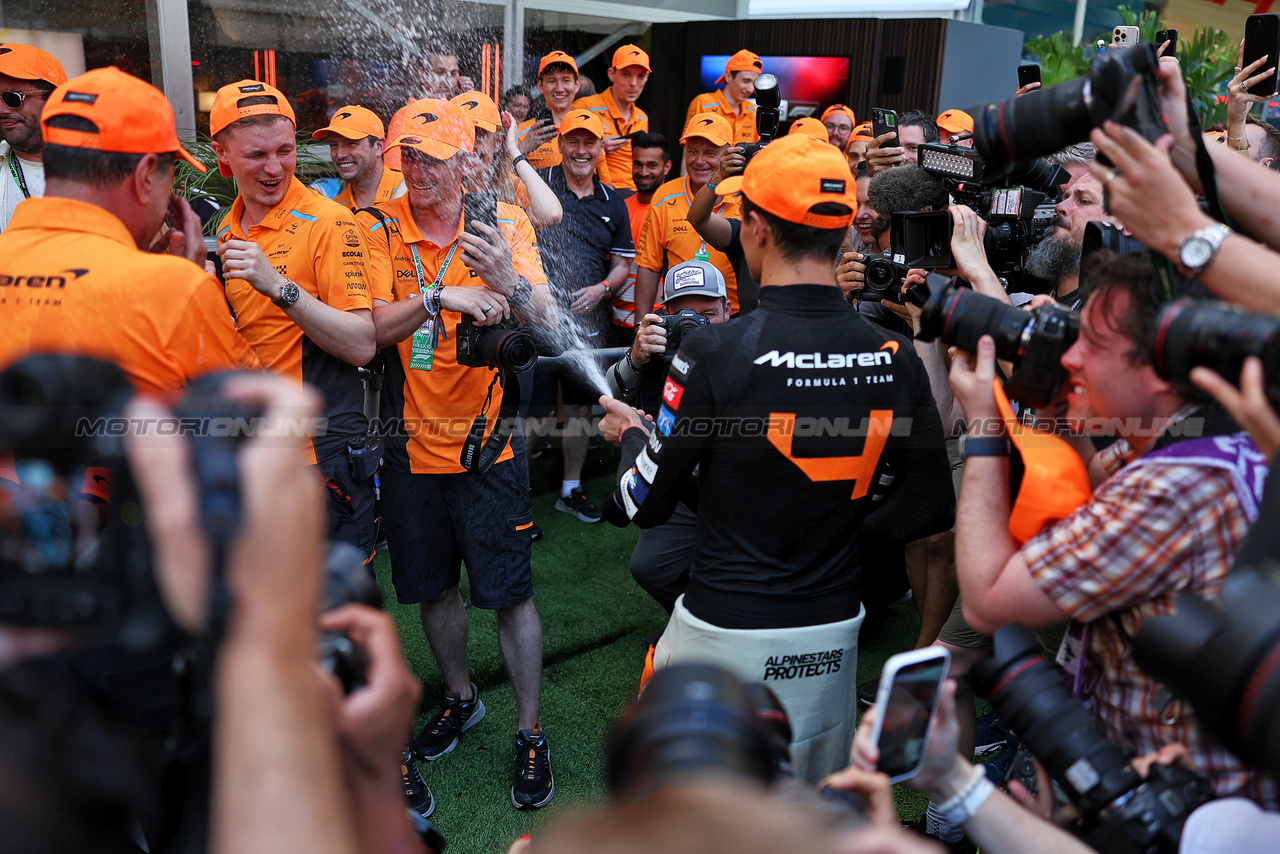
[519,725,546,780]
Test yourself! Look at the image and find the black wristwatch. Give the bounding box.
[512,153,529,168]
[272,279,301,309]
[959,435,1010,458]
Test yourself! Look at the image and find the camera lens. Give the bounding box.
[919,286,1032,358]
[973,81,1094,179]
[474,326,538,374]
[1153,300,1280,404]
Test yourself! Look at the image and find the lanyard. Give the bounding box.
[9,154,30,199]
[408,238,460,347]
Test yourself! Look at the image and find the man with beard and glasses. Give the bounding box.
[0,43,67,231]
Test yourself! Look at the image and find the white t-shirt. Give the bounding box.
[2,150,45,231]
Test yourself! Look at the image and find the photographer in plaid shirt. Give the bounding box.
[948,252,1279,808]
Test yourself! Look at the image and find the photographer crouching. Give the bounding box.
[605,260,730,613]
[597,134,954,783]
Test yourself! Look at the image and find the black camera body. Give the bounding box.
[455,315,538,374]
[972,625,1213,854]
[861,252,914,304]
[654,308,710,358]
[916,282,1077,407]
[738,72,780,163]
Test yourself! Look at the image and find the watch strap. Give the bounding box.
[959,435,1010,458]
[512,153,529,167]
[936,765,995,826]
[1177,223,1231,277]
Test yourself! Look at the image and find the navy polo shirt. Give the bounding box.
[536,165,635,305]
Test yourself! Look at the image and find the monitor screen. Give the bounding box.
[698,55,851,122]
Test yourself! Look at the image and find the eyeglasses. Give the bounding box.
[2,89,47,109]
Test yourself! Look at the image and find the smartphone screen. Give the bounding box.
[1017,64,1041,88]
[873,652,949,782]
[871,108,897,144]
[1245,14,1280,97]
[463,191,498,243]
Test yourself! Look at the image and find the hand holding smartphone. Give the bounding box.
[1017,64,1041,89]
[1245,14,1280,97]
[871,107,898,146]
[463,191,499,244]
[868,647,950,783]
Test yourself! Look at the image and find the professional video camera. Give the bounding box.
[455,315,538,374]
[972,625,1213,854]
[739,73,780,162]
[972,42,1166,179]
[915,282,1077,407]
[653,308,710,360]
[910,141,1067,293]
[1151,299,1280,406]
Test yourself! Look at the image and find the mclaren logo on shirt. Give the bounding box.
[753,350,892,369]
[0,268,89,288]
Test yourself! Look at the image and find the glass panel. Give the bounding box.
[1,0,156,84]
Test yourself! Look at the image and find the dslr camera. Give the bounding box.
[738,73,780,162]
[653,308,710,360]
[972,625,1213,854]
[1151,298,1280,405]
[455,315,538,374]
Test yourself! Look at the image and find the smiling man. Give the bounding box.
[312,104,403,210]
[0,43,67,231]
[685,49,762,145]
[573,44,651,192]
[633,113,739,318]
[210,80,378,557]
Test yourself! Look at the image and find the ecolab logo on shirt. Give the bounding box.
[753,350,892,369]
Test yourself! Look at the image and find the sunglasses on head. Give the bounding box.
[2,89,48,109]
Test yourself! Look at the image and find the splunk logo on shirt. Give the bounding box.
[753,349,892,369]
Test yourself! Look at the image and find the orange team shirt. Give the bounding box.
[635,176,741,309]
[614,193,651,328]
[334,164,405,210]
[358,195,552,474]
[516,117,613,184]
[0,196,260,397]
[216,177,372,464]
[685,90,759,145]
[573,88,648,192]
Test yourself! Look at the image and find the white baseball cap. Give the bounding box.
[662,260,728,303]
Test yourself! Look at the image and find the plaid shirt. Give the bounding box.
[1023,427,1279,808]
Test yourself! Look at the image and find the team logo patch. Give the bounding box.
[636,448,658,481]
[62,91,98,105]
[626,470,649,504]
[415,111,439,124]
[343,229,360,248]
[337,111,353,120]
[698,118,714,126]
[462,100,479,110]
[0,48,11,55]
[238,83,266,93]
[671,265,705,292]
[656,405,675,437]
[819,179,846,194]
[661,377,684,409]
[880,340,899,355]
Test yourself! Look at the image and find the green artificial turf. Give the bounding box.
[374,445,927,853]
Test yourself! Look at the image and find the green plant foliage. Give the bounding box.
[173,131,338,234]
[1024,5,1236,129]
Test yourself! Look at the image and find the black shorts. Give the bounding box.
[381,456,534,608]
[315,454,377,558]
[529,360,600,414]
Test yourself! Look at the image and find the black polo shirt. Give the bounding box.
[536,166,635,318]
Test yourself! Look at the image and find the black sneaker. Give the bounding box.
[857,676,879,706]
[411,682,486,761]
[974,709,1010,757]
[511,723,554,810]
[401,748,435,817]
[555,487,603,523]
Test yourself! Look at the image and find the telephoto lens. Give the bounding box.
[455,316,539,373]
[1152,299,1280,405]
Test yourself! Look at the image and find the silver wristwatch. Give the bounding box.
[1176,224,1231,278]
[272,279,301,308]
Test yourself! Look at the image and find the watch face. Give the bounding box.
[1181,236,1213,270]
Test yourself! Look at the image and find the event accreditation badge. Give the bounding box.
[409,324,435,371]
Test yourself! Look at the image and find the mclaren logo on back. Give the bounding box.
[753,350,893,369]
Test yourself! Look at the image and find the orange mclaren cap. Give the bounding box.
[716,134,855,228]
[851,121,875,143]
[451,91,502,134]
[312,105,384,141]
[992,380,1091,544]
[385,98,474,161]
[612,44,651,72]
[559,108,606,139]
[680,112,733,147]
[787,117,829,142]
[717,49,762,85]
[210,79,295,175]
[820,104,857,126]
[0,43,67,87]
[538,50,579,78]
[42,67,206,173]
[936,108,974,135]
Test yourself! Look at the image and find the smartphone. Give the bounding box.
[1244,14,1280,97]
[528,98,553,125]
[463,191,498,243]
[1111,25,1140,49]
[1155,28,1178,58]
[871,107,898,144]
[1017,64,1041,88]
[868,647,950,783]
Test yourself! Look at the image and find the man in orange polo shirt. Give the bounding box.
[0,66,258,394]
[356,99,559,812]
[312,104,404,210]
[684,49,762,146]
[615,131,671,342]
[634,113,739,318]
[573,44,650,191]
[517,52,595,174]
[820,104,857,151]
[210,80,377,557]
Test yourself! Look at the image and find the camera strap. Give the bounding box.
[459,369,519,475]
